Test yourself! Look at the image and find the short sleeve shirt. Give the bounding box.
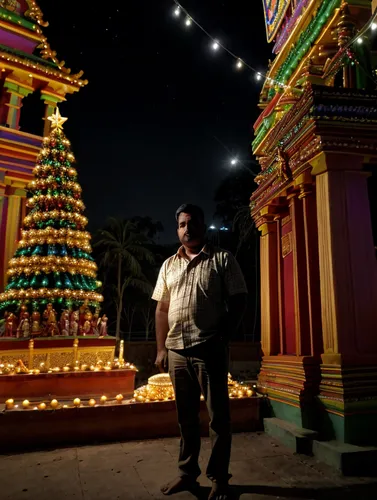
[152,245,247,350]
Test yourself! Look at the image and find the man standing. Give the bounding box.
[152,204,247,500]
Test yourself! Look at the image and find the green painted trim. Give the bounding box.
[0,43,58,68]
[269,0,342,100]
[18,86,33,97]
[323,410,377,445]
[4,80,33,97]
[268,398,321,430]
[3,80,18,92]
[0,6,37,31]
[40,94,64,104]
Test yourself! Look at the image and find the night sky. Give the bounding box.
[23,0,270,243]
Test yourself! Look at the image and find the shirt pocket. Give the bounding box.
[196,262,222,299]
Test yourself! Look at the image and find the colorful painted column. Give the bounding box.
[0,185,8,291]
[1,79,33,130]
[311,152,377,445]
[258,206,280,357]
[256,186,322,430]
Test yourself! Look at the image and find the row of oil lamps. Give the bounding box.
[0,359,137,376]
[4,394,125,411]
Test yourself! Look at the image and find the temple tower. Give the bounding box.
[0,0,87,290]
[253,0,377,462]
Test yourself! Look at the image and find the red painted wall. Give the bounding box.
[281,220,296,354]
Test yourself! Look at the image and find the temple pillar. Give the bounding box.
[257,196,321,430]
[311,152,377,445]
[258,205,280,357]
[297,173,323,358]
[0,185,23,291]
[0,185,8,291]
[0,79,33,130]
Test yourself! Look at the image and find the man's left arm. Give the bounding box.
[223,253,248,340]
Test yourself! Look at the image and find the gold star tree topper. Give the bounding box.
[47,107,68,130]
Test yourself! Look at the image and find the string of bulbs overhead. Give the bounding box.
[171,0,291,90]
[172,2,377,91]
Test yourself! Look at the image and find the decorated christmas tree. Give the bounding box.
[0,108,104,337]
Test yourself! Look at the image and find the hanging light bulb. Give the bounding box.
[371,23,377,31]
[185,17,192,26]
[212,40,220,51]
[236,59,243,69]
[256,73,262,81]
[357,37,363,44]
[174,6,181,17]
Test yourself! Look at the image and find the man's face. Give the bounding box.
[177,212,205,248]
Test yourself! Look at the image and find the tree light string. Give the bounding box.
[172,0,292,90]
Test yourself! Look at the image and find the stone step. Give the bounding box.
[264,417,318,454]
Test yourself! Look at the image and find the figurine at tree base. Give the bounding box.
[17,311,30,338]
[82,310,92,336]
[99,314,108,337]
[91,313,100,336]
[31,311,41,336]
[60,310,70,336]
[43,303,58,336]
[70,310,79,336]
[5,312,17,337]
[18,303,27,324]
[79,300,89,327]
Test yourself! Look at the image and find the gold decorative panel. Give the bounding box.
[49,352,74,368]
[282,232,292,258]
[0,339,115,370]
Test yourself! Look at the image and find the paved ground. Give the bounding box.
[1,433,376,500]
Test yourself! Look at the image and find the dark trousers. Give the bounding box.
[168,339,231,483]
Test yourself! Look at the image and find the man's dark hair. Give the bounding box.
[175,203,205,223]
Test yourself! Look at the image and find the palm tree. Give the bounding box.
[94,218,155,342]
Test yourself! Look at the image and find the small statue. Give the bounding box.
[59,310,70,336]
[20,313,30,338]
[99,314,108,337]
[70,310,79,336]
[276,146,292,182]
[31,311,41,336]
[43,303,58,336]
[19,303,27,323]
[82,310,93,336]
[79,299,89,327]
[91,313,100,336]
[5,312,17,337]
[17,311,30,338]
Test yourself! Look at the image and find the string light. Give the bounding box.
[236,59,243,69]
[171,0,291,90]
[357,37,363,44]
[372,23,377,31]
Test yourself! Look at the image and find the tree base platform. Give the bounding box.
[0,368,136,400]
[0,396,262,452]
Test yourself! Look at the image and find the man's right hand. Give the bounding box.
[155,348,168,372]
